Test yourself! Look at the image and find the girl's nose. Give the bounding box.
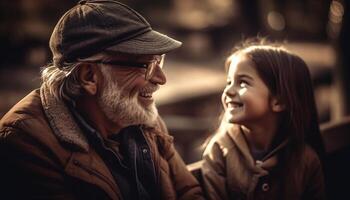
[224,84,237,97]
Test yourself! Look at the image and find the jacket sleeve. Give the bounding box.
[201,140,229,200]
[167,149,205,200]
[0,126,78,200]
[155,117,205,200]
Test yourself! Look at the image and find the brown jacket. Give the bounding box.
[0,87,204,200]
[201,125,325,200]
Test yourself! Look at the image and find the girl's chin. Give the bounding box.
[226,115,244,124]
[226,116,237,123]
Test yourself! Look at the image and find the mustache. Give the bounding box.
[140,84,159,93]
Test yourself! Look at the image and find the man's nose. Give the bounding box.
[149,66,166,85]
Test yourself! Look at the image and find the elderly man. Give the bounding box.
[0,1,204,199]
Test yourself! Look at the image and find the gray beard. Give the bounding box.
[97,72,158,128]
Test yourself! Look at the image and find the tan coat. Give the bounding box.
[201,125,325,200]
[0,87,204,200]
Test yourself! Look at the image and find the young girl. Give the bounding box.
[201,41,326,200]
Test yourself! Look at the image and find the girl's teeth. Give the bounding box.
[228,103,241,108]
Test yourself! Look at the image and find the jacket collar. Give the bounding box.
[227,124,288,173]
[40,85,89,152]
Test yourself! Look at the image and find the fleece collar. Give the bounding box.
[40,85,89,152]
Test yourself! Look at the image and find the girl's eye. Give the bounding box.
[239,81,248,88]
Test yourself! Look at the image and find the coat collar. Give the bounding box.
[227,124,288,173]
[40,85,89,152]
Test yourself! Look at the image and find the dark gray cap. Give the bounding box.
[49,0,182,68]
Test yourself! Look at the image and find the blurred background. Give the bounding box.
[0,0,349,171]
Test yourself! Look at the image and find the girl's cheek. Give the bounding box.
[221,93,227,109]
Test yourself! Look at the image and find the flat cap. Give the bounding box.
[49,0,182,68]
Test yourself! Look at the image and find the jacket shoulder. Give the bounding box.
[0,90,70,165]
[203,124,238,156]
[0,90,52,141]
[0,90,43,132]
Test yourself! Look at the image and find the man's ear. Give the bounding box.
[271,96,285,112]
[78,63,100,96]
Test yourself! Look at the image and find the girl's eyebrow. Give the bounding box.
[236,74,253,80]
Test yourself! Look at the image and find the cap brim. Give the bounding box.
[105,30,182,55]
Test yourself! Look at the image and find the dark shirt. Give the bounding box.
[69,105,159,200]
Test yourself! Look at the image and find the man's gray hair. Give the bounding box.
[41,53,111,102]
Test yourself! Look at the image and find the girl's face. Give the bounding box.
[222,54,278,126]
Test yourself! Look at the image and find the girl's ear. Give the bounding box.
[271,96,286,112]
[78,64,100,96]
